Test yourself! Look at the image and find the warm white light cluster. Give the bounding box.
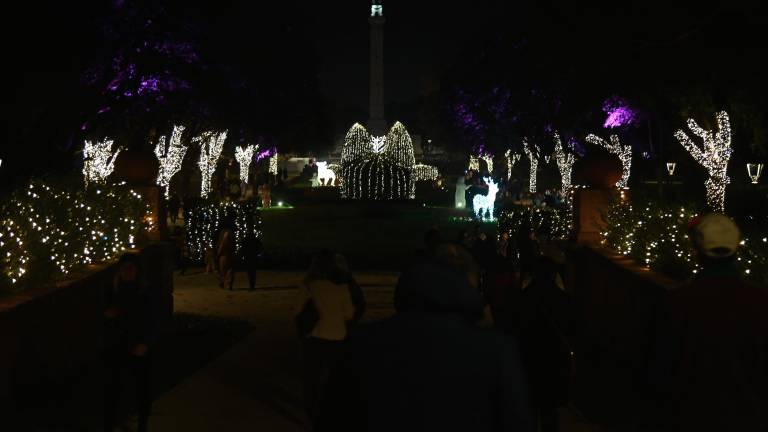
[468,155,479,171]
[83,138,121,186]
[340,122,415,200]
[480,154,494,173]
[504,150,521,180]
[269,153,279,176]
[585,133,632,189]
[412,163,439,182]
[235,144,258,184]
[154,125,188,198]
[473,177,499,221]
[674,111,732,212]
[523,139,538,193]
[193,130,227,198]
[553,132,575,191]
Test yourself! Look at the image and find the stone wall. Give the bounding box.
[0,243,175,417]
[567,245,679,427]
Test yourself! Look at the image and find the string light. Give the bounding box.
[83,138,121,186]
[412,163,439,182]
[0,181,151,288]
[585,133,632,189]
[154,125,188,198]
[269,153,279,176]
[235,144,258,184]
[523,138,538,193]
[504,150,521,180]
[553,132,575,192]
[468,155,479,172]
[498,205,572,241]
[340,121,415,200]
[472,177,499,220]
[480,154,493,173]
[193,130,227,198]
[673,111,732,212]
[184,201,262,263]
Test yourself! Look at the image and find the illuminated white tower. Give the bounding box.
[368,0,387,136]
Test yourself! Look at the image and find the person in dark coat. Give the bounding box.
[650,214,768,432]
[241,232,263,291]
[104,253,155,432]
[518,256,574,432]
[321,244,533,432]
[167,194,180,226]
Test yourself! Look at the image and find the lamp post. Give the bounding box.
[747,163,763,184]
[666,162,676,176]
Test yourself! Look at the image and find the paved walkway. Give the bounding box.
[146,269,398,431]
[138,269,601,432]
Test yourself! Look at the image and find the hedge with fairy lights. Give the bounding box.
[601,200,768,285]
[497,205,572,241]
[184,199,262,263]
[0,180,152,291]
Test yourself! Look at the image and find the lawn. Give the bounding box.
[258,201,496,270]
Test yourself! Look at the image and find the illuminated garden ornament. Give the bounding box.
[673,111,732,212]
[193,130,227,198]
[340,121,416,200]
[412,163,439,182]
[523,139,539,193]
[553,132,575,191]
[316,161,337,186]
[504,150,521,180]
[154,125,188,198]
[473,177,499,221]
[235,144,258,184]
[585,133,632,189]
[747,163,763,184]
[83,138,121,186]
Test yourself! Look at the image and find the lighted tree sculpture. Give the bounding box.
[523,139,538,193]
[504,149,521,180]
[154,125,188,198]
[235,144,258,184]
[674,111,732,212]
[83,138,121,186]
[585,133,632,189]
[193,130,227,197]
[553,132,575,191]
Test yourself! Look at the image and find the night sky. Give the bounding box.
[1,0,766,188]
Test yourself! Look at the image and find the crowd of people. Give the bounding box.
[103,201,768,432]
[287,214,768,432]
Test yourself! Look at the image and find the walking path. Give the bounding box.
[139,269,601,431]
[146,269,398,431]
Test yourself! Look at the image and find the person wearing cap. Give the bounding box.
[650,213,768,432]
